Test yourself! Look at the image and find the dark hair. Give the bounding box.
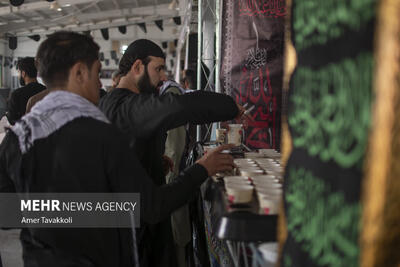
[36,31,100,88]
[17,57,37,78]
[182,69,196,89]
[119,39,165,76]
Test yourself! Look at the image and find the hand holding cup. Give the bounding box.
[196,144,235,176]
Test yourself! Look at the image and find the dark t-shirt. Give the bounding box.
[7,82,46,124]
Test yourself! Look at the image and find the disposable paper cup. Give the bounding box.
[270,162,281,167]
[224,176,252,185]
[256,190,282,201]
[253,180,280,187]
[257,166,278,172]
[234,158,255,164]
[251,174,277,180]
[256,187,282,195]
[244,152,265,158]
[251,175,280,183]
[256,193,280,204]
[216,128,227,143]
[256,160,276,165]
[224,175,251,181]
[260,197,280,215]
[255,182,282,190]
[258,149,279,156]
[269,167,283,174]
[225,184,254,203]
[227,124,243,146]
[258,149,281,158]
[225,180,252,187]
[238,166,262,171]
[234,161,258,167]
[239,169,265,176]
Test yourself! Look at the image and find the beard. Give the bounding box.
[19,76,25,86]
[137,67,161,95]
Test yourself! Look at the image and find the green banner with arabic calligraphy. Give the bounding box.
[283,0,377,266]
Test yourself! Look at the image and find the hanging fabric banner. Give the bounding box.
[280,0,379,266]
[220,0,286,150]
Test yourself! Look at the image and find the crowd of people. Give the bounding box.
[0,31,248,267]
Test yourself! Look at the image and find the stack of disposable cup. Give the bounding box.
[234,158,258,167]
[244,152,264,158]
[239,168,265,176]
[259,196,280,215]
[224,176,252,186]
[227,124,243,146]
[225,183,254,203]
[258,149,281,159]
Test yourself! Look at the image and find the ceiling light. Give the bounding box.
[57,7,62,11]
[50,1,61,10]
[64,3,71,7]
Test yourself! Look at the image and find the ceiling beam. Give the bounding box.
[111,0,120,10]
[12,12,28,22]
[8,14,178,38]
[0,4,177,34]
[0,0,99,16]
[35,10,49,19]
[94,3,102,12]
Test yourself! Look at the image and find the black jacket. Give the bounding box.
[0,118,209,267]
[6,82,46,124]
[99,88,238,185]
[99,88,238,266]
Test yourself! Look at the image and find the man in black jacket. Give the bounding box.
[0,31,234,267]
[6,57,46,124]
[99,39,245,266]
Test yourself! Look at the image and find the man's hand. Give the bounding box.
[162,155,174,175]
[196,144,235,176]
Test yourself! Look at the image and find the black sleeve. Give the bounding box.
[0,132,16,193]
[105,131,209,224]
[120,91,238,138]
[6,93,21,125]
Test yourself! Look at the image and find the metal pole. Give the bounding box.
[214,0,223,130]
[185,31,189,70]
[215,0,222,94]
[196,0,203,142]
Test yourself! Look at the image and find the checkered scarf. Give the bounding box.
[11,90,109,154]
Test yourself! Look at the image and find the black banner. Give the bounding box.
[220,0,286,150]
[282,0,377,266]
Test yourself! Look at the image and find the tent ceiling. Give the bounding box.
[0,0,180,37]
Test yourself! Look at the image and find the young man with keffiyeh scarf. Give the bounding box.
[0,31,234,267]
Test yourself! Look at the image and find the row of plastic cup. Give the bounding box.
[224,174,282,214]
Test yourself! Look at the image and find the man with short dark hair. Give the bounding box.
[0,32,234,267]
[181,69,196,90]
[99,39,246,267]
[6,57,46,124]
